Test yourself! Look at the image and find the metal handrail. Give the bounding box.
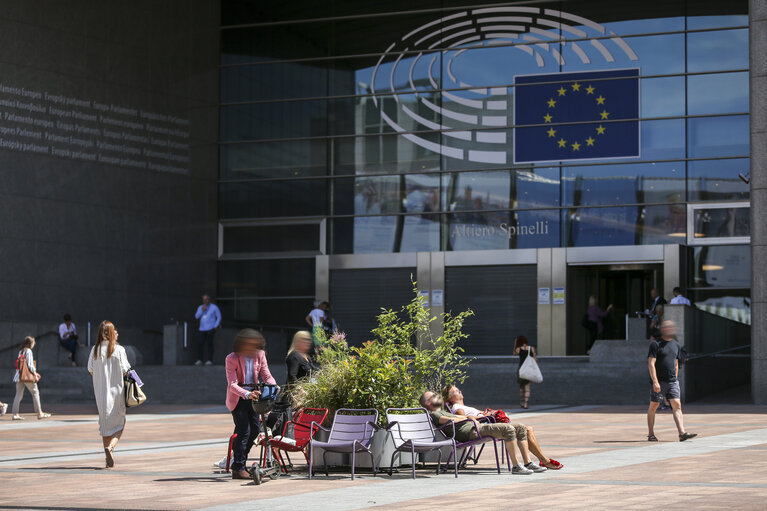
[686,344,750,361]
[0,330,58,355]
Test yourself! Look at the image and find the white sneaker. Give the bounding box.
[512,464,533,475]
[214,455,228,469]
[204,360,213,366]
[194,360,203,366]
[12,415,24,420]
[525,462,547,473]
[1,403,7,415]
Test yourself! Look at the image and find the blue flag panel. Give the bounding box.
[513,69,640,163]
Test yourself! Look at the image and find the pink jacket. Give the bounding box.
[224,351,276,411]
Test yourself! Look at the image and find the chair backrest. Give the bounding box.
[293,407,329,444]
[327,408,378,445]
[385,408,436,447]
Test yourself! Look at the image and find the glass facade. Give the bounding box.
[219,0,750,325]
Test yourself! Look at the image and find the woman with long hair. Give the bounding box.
[11,336,51,420]
[285,330,319,388]
[87,321,131,468]
[514,336,536,409]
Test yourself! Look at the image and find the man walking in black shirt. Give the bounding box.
[647,320,697,442]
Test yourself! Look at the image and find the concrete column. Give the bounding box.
[429,252,445,340]
[315,255,330,302]
[751,0,767,404]
[551,248,567,355]
[537,248,553,355]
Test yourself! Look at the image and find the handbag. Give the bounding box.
[124,371,146,407]
[484,408,510,423]
[16,352,36,383]
[518,354,543,384]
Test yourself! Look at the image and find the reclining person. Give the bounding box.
[443,385,563,470]
[419,390,544,475]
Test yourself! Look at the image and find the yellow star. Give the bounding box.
[586,136,595,146]
[585,85,595,94]
[596,95,605,105]
[547,127,556,138]
[543,113,553,123]
[600,110,609,120]
[571,82,581,91]
[596,125,606,135]
[547,98,556,108]
[557,86,566,96]
[557,138,567,148]
[572,141,581,151]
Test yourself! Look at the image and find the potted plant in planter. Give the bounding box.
[291,282,474,469]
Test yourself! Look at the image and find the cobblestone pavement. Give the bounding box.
[1,403,766,510]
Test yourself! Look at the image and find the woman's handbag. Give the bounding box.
[518,355,543,384]
[16,352,36,383]
[124,371,146,407]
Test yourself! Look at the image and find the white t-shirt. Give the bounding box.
[670,296,691,306]
[59,322,76,340]
[308,308,326,326]
[451,403,483,416]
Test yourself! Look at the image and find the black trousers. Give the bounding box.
[197,329,215,362]
[230,397,261,471]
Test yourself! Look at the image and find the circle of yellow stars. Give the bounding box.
[543,81,608,152]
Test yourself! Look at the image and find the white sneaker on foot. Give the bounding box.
[12,415,24,420]
[214,455,228,469]
[194,360,203,366]
[204,360,213,366]
[512,464,533,475]
[525,462,547,473]
[0,403,7,415]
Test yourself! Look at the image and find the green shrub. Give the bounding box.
[291,282,474,424]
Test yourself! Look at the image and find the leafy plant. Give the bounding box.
[291,281,474,424]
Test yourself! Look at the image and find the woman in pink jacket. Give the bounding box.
[225,329,277,480]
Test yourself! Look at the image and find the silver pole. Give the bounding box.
[184,321,188,348]
[87,322,91,346]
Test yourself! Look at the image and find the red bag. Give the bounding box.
[485,408,510,423]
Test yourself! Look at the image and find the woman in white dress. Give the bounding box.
[87,321,130,468]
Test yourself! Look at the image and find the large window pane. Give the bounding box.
[220,140,327,180]
[641,77,685,118]
[218,259,315,298]
[221,63,329,103]
[687,72,748,115]
[219,179,327,218]
[218,297,314,329]
[565,204,686,246]
[687,29,749,73]
[563,161,685,207]
[688,158,750,201]
[688,115,749,158]
[690,245,750,288]
[693,206,750,240]
[446,209,559,250]
[562,34,684,76]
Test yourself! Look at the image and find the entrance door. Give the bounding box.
[567,264,662,355]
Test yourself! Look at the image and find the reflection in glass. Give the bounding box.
[565,205,685,247]
[445,209,559,251]
[641,77,684,118]
[563,161,684,207]
[687,29,749,73]
[687,72,748,115]
[693,207,749,239]
[689,289,750,325]
[220,140,327,180]
[688,115,749,158]
[563,34,684,76]
[690,245,750,288]
[641,119,685,160]
[687,158,750,201]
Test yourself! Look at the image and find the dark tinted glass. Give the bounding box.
[690,245,750,288]
[687,115,749,159]
[565,204,686,246]
[220,140,328,180]
[218,258,315,298]
[218,297,315,329]
[219,179,327,218]
[687,158,749,202]
[692,207,750,240]
[222,224,321,254]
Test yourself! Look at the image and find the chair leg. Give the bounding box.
[505,444,512,472]
[436,449,442,475]
[492,440,500,474]
[308,445,314,480]
[411,445,416,479]
[323,451,329,477]
[370,449,377,477]
[351,449,356,481]
[285,450,294,468]
[389,451,397,477]
[453,443,458,478]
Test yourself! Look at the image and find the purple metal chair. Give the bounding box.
[435,416,503,474]
[308,408,379,480]
[385,407,458,478]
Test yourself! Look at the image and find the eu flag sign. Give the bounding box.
[513,69,639,164]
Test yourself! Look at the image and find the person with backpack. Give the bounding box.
[647,320,696,442]
[11,336,51,420]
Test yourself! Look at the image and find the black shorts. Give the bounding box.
[650,380,680,403]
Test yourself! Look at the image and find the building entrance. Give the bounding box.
[567,264,663,355]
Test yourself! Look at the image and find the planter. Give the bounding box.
[309,428,349,467]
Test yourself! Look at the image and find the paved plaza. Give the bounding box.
[1,403,767,510]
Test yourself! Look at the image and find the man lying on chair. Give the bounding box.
[442,385,563,471]
[420,390,544,475]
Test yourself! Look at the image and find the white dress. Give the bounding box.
[87,344,131,436]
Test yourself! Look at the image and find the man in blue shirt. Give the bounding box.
[195,294,222,365]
